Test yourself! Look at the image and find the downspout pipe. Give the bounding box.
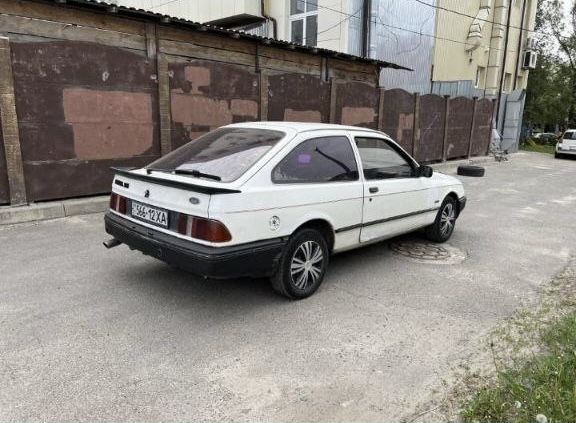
[361,0,371,57]
[496,0,513,125]
[261,0,277,39]
[513,0,528,90]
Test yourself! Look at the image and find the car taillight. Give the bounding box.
[177,213,232,243]
[109,193,127,214]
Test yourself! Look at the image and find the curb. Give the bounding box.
[0,195,109,226]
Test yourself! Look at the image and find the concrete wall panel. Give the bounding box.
[472,98,493,156]
[336,81,378,129]
[417,94,445,162]
[0,119,8,204]
[446,96,474,159]
[168,59,260,149]
[381,88,414,151]
[268,74,330,123]
[10,38,159,202]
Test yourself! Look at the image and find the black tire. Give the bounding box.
[271,228,329,300]
[425,196,458,243]
[555,152,562,159]
[457,165,485,177]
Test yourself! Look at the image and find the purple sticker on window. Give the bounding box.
[298,153,311,164]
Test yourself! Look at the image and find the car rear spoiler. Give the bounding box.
[111,167,241,195]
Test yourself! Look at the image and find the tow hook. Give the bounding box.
[103,238,122,249]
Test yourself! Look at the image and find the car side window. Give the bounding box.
[272,136,359,183]
[355,137,414,180]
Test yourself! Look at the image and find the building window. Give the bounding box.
[290,0,318,46]
[475,66,486,88]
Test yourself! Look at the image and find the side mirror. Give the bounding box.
[419,165,433,178]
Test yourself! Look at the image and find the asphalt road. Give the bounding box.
[1,152,576,422]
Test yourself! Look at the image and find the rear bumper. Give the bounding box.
[104,213,286,279]
[556,147,576,155]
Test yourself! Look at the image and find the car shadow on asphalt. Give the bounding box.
[118,261,282,305]
[114,232,422,309]
[556,154,576,161]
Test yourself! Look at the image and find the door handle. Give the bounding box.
[369,187,379,194]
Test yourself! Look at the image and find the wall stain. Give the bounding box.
[342,107,376,127]
[268,74,330,123]
[283,109,322,122]
[169,60,259,148]
[63,88,154,160]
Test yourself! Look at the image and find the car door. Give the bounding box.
[353,135,432,243]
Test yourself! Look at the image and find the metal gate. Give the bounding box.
[500,90,526,153]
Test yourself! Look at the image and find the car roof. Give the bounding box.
[225,121,389,136]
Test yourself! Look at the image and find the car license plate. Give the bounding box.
[131,201,169,228]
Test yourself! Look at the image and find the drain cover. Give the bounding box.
[390,239,466,264]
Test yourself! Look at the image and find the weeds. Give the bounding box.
[519,143,556,155]
[461,314,576,422]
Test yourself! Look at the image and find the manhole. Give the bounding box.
[389,239,466,265]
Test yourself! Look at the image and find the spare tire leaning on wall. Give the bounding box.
[457,165,485,177]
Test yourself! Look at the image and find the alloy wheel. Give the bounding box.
[290,240,324,290]
[440,202,456,237]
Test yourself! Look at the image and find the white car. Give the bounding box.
[556,129,576,158]
[105,122,466,299]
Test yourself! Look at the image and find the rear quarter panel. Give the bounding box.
[209,182,363,248]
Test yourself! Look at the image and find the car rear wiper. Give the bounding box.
[145,167,222,181]
[172,169,222,181]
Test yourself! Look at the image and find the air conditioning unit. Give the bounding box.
[525,37,537,51]
[523,50,538,69]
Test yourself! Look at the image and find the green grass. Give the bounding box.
[520,143,556,155]
[461,313,576,423]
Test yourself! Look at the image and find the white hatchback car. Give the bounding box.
[556,129,576,158]
[105,122,466,299]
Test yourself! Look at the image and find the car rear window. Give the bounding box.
[147,128,285,182]
[564,131,576,140]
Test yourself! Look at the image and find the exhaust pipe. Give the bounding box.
[103,238,122,249]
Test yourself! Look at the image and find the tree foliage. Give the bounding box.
[524,0,576,130]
